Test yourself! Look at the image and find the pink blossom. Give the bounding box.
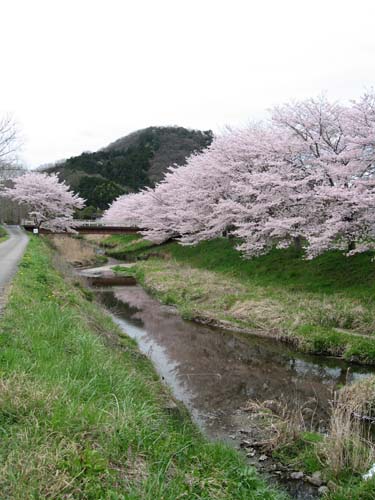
[2,172,85,232]
[104,92,375,258]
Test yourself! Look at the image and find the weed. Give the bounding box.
[323,377,375,477]
[0,225,8,243]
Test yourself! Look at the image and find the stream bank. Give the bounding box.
[55,234,375,499]
[100,235,375,366]
[91,284,375,500]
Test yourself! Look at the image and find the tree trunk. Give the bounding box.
[293,236,303,252]
[348,240,356,252]
[223,225,235,238]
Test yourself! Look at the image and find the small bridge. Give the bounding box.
[22,220,141,235]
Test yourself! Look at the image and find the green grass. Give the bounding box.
[164,238,375,299]
[327,478,375,500]
[110,235,375,299]
[0,225,8,243]
[110,236,375,364]
[273,432,375,500]
[101,234,155,259]
[0,237,284,500]
[273,432,323,475]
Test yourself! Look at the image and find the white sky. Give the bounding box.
[1,0,375,167]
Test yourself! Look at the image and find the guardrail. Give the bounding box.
[73,220,138,228]
[21,219,141,234]
[21,219,137,228]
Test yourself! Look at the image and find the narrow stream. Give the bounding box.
[95,285,375,499]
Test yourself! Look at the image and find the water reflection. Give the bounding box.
[97,286,374,436]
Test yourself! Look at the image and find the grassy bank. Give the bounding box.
[84,234,155,260]
[0,236,283,499]
[109,235,375,498]
[48,234,108,266]
[112,236,375,364]
[0,225,8,243]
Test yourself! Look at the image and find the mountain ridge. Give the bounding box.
[43,126,213,215]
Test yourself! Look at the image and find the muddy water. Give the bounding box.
[96,285,375,498]
[97,287,373,435]
[96,285,375,499]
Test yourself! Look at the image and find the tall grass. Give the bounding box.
[323,377,375,477]
[245,380,375,498]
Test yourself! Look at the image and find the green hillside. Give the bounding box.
[45,126,213,216]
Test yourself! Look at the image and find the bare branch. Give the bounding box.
[0,114,22,168]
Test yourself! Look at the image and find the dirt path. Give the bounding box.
[0,225,28,310]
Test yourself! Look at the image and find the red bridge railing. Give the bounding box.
[21,219,141,234]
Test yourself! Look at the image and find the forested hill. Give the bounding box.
[44,126,213,215]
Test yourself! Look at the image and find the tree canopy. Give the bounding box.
[104,93,375,259]
[2,172,85,231]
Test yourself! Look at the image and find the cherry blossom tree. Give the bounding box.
[199,94,375,258]
[103,140,237,244]
[267,94,375,257]
[2,172,85,232]
[102,192,146,227]
[104,92,375,258]
[103,183,184,243]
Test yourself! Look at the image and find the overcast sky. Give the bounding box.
[1,0,375,168]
